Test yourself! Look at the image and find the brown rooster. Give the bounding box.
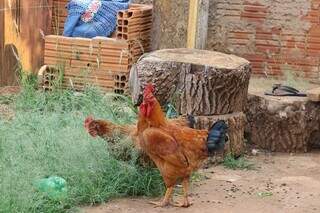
[84,115,196,167]
[135,84,228,207]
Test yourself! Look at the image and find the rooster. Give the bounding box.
[135,84,228,207]
[84,115,196,167]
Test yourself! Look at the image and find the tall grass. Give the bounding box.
[0,79,163,212]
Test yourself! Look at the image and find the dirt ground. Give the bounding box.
[83,152,320,213]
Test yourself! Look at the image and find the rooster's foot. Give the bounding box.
[173,200,192,208]
[149,200,171,208]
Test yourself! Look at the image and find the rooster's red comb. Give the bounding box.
[143,83,155,96]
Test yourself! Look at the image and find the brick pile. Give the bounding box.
[116,4,152,40]
[117,4,153,61]
[43,1,153,94]
[44,36,131,93]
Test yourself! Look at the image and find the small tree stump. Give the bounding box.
[245,92,320,153]
[182,112,245,157]
[130,48,251,115]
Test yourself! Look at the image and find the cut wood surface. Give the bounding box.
[129,48,251,115]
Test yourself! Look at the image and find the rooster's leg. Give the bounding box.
[149,186,174,207]
[174,178,191,207]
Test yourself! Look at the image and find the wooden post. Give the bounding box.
[187,0,199,48]
[187,0,209,49]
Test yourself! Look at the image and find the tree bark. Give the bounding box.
[245,92,320,153]
[130,48,251,115]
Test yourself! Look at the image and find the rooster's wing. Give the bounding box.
[142,127,189,168]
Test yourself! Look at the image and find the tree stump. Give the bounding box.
[129,48,251,115]
[245,92,320,153]
[182,112,246,157]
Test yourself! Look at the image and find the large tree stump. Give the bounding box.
[245,92,320,153]
[130,48,251,115]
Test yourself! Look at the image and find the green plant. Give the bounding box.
[0,95,15,105]
[222,154,255,170]
[281,67,310,89]
[0,83,164,213]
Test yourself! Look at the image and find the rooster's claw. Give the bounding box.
[149,200,170,208]
[173,200,192,208]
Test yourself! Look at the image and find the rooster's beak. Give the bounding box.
[134,94,143,107]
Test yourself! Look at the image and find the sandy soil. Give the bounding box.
[83,152,320,213]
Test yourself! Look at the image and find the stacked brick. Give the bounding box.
[44,36,131,93]
[116,4,153,61]
[42,2,153,94]
[116,4,152,40]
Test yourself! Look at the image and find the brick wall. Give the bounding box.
[207,0,320,81]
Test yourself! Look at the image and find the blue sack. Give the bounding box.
[63,0,130,38]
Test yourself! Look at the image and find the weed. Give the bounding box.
[0,78,163,213]
[223,154,255,170]
[249,68,314,93]
[0,95,15,105]
[281,67,310,89]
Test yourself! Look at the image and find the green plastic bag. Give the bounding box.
[34,176,67,200]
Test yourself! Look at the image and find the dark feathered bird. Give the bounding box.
[207,120,228,153]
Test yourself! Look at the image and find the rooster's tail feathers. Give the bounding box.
[207,120,228,153]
